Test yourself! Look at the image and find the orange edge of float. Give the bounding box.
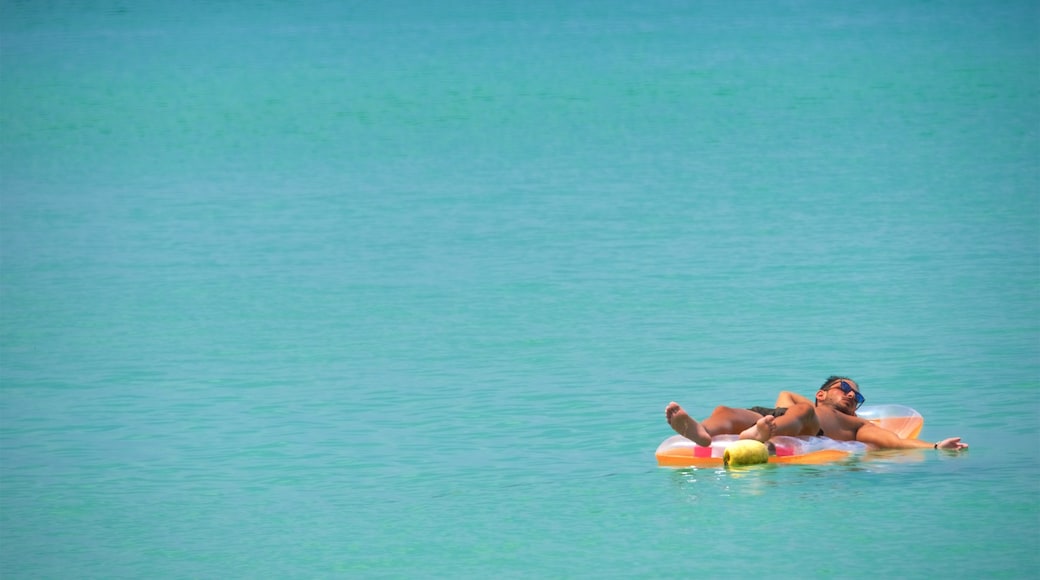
[656,449,852,467]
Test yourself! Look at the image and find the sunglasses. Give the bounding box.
[828,380,865,408]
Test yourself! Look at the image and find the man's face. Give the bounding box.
[817,379,863,415]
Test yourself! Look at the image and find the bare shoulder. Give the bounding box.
[848,412,870,425]
[844,412,875,433]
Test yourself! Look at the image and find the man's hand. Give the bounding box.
[936,437,969,451]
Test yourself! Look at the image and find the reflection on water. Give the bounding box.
[658,448,1024,580]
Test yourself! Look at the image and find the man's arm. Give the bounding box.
[855,421,968,450]
[775,391,812,407]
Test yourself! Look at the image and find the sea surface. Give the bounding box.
[2,1,1038,578]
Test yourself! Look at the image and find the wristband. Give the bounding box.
[934,442,938,449]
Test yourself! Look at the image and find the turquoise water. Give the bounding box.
[2,1,1038,577]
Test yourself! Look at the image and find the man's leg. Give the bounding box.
[701,405,766,436]
[666,403,765,446]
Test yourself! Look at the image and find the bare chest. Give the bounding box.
[818,410,860,441]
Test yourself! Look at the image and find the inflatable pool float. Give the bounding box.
[656,404,923,467]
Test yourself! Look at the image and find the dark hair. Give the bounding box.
[819,375,852,391]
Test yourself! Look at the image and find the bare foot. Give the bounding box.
[665,402,712,446]
[739,415,776,442]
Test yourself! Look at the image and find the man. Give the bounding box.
[664,376,968,451]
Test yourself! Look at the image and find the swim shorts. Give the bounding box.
[747,406,787,417]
